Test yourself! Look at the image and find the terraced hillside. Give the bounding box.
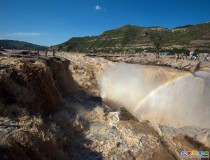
[57,22,210,53]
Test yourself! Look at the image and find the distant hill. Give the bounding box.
[0,40,47,50]
[56,22,210,53]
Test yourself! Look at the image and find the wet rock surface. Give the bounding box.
[160,125,210,148]
[58,52,114,96]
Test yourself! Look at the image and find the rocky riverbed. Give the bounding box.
[0,52,209,160]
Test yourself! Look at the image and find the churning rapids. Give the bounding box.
[100,63,210,128]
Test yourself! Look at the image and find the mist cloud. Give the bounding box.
[99,63,210,128]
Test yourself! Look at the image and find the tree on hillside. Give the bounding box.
[145,31,166,58]
[145,32,163,50]
[121,28,138,49]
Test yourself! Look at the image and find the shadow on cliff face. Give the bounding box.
[99,63,210,128]
[0,96,104,160]
[50,96,103,159]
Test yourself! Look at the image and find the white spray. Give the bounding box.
[99,63,210,128]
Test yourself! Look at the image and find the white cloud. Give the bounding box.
[95,5,102,11]
[2,32,44,37]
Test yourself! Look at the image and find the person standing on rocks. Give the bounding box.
[141,49,146,58]
[156,51,160,58]
[181,53,185,60]
[197,53,200,61]
[175,53,179,61]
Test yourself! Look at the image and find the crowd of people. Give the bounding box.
[153,51,210,62]
[181,52,210,62]
[138,50,210,63]
[184,52,209,62]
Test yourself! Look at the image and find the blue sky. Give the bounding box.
[1,0,210,46]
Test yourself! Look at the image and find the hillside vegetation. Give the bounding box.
[0,40,47,50]
[57,22,210,53]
